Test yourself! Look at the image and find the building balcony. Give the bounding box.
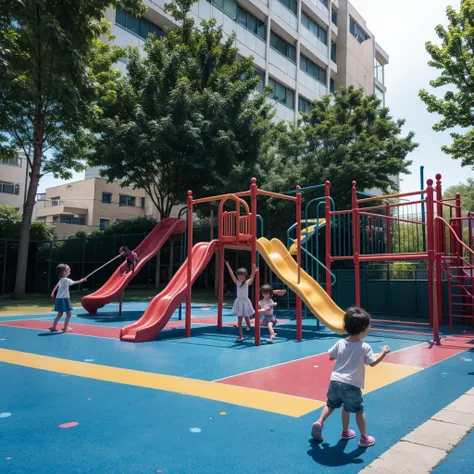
[302,0,330,27]
[300,28,330,67]
[299,71,327,102]
[272,2,298,37]
[268,48,297,84]
[36,203,88,219]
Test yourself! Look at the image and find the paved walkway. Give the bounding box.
[361,388,474,473]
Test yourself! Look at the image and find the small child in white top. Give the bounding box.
[50,264,86,332]
[311,307,390,448]
[259,284,286,344]
[225,261,258,342]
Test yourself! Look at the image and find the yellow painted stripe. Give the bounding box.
[0,349,323,417]
[363,361,421,394]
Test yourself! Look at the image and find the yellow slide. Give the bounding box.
[289,219,326,255]
[257,237,346,335]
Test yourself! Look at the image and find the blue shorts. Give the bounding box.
[326,380,364,413]
[55,298,73,313]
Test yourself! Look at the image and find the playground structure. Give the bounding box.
[81,174,474,345]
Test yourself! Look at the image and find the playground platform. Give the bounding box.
[0,301,473,473]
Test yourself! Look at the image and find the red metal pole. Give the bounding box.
[385,205,391,253]
[250,178,260,346]
[296,185,302,341]
[186,191,193,338]
[455,193,462,255]
[435,174,444,325]
[435,174,444,253]
[325,181,332,297]
[426,179,439,342]
[352,182,361,307]
[218,245,224,330]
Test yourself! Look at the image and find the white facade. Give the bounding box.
[0,151,29,211]
[100,0,388,126]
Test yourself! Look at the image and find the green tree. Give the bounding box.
[0,205,55,240]
[259,87,416,230]
[0,0,145,297]
[444,178,474,215]
[419,0,474,168]
[88,0,274,218]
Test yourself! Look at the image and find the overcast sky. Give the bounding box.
[38,0,468,194]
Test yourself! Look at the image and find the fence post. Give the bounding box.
[80,238,86,290]
[47,240,53,290]
[2,238,7,295]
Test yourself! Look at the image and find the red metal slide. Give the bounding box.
[120,240,219,342]
[81,218,186,314]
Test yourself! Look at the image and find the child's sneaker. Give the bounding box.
[341,429,356,440]
[311,421,323,441]
[359,435,375,447]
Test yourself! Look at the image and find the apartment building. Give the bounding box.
[103,0,388,124]
[0,151,29,211]
[35,178,153,238]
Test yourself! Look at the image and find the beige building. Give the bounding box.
[334,0,388,103]
[0,152,29,211]
[36,178,160,238]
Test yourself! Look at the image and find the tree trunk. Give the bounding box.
[13,123,42,298]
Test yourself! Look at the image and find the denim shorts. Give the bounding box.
[326,380,364,413]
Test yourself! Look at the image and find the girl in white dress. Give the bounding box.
[225,261,258,342]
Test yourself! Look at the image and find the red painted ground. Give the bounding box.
[218,353,334,401]
[386,334,474,368]
[218,332,474,400]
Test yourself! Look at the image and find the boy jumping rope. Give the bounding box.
[312,307,390,448]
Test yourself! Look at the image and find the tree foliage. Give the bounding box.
[88,0,274,218]
[0,0,145,296]
[419,0,474,168]
[0,205,55,240]
[444,178,474,215]
[257,87,417,231]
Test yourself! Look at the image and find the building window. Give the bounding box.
[119,195,136,207]
[236,6,266,40]
[2,157,21,167]
[375,86,385,106]
[301,12,327,45]
[277,0,297,15]
[350,18,369,44]
[58,215,85,225]
[115,8,164,40]
[298,96,312,113]
[331,42,337,62]
[36,217,46,223]
[53,216,58,224]
[255,68,265,92]
[268,78,295,110]
[209,0,237,18]
[140,197,145,209]
[0,181,20,195]
[331,11,337,25]
[375,58,384,85]
[270,32,296,63]
[319,0,328,7]
[330,78,335,94]
[300,55,327,85]
[100,218,111,230]
[102,192,112,204]
[51,197,61,206]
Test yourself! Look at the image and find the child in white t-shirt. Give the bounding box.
[311,307,390,448]
[50,264,86,332]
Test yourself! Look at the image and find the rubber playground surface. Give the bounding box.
[0,302,473,473]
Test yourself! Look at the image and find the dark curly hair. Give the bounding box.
[260,284,273,296]
[343,307,371,336]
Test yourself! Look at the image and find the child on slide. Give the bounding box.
[119,246,139,277]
